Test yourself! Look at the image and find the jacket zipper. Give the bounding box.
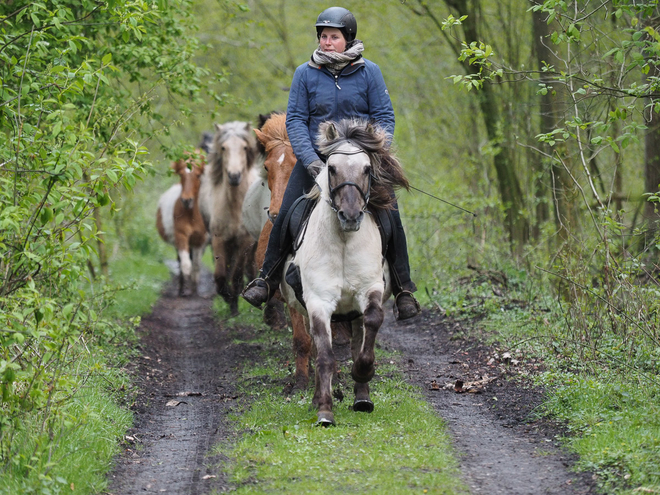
[334,75,341,90]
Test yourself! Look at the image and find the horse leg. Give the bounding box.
[227,239,248,316]
[177,249,192,297]
[190,246,203,296]
[331,321,352,363]
[348,318,374,413]
[290,308,311,393]
[212,234,228,298]
[264,297,287,329]
[352,291,383,384]
[310,311,335,426]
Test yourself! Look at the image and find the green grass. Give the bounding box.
[0,352,133,495]
[105,250,172,319]
[213,324,466,495]
[537,372,660,494]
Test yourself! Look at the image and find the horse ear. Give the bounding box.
[214,123,223,133]
[253,128,267,146]
[323,122,338,141]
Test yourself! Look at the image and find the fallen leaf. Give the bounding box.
[454,379,464,392]
[165,400,187,407]
[202,475,217,480]
[430,380,440,390]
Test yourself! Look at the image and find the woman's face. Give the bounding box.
[319,27,346,53]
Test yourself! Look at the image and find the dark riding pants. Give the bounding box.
[261,160,416,294]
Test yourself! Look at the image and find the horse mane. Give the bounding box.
[317,119,409,210]
[258,113,290,153]
[208,121,257,186]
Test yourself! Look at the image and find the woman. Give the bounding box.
[243,6,420,320]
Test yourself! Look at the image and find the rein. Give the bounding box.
[324,146,373,213]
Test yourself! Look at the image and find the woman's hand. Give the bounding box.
[307,159,324,178]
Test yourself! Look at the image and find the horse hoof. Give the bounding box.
[316,411,335,427]
[353,399,374,413]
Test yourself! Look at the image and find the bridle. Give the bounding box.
[325,145,374,213]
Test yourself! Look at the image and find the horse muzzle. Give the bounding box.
[227,172,242,186]
[337,209,364,232]
[181,197,194,210]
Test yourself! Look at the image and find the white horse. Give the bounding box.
[241,164,270,241]
[280,119,409,426]
[199,121,260,315]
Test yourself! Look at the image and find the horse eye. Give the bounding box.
[328,165,336,175]
[264,165,269,172]
[364,165,372,175]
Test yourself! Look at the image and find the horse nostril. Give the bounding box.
[337,211,347,223]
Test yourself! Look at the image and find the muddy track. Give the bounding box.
[108,269,597,494]
[379,310,597,494]
[107,269,246,494]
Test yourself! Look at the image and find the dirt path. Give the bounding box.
[379,308,596,495]
[108,270,597,494]
[107,269,248,494]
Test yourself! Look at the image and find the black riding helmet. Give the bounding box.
[315,7,357,43]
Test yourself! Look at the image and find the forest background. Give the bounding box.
[1,0,660,493]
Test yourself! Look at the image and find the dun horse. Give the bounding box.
[280,119,409,425]
[199,121,259,315]
[156,150,208,296]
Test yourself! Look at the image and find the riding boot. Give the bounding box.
[387,202,421,321]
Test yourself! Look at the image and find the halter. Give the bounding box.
[325,145,374,213]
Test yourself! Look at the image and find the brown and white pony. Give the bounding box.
[156,150,208,296]
[199,121,260,315]
[280,119,409,425]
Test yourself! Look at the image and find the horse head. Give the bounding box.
[318,119,410,232]
[254,113,295,223]
[172,150,205,210]
[210,121,257,187]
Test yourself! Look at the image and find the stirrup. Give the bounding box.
[393,290,421,321]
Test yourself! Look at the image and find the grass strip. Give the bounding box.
[216,318,467,495]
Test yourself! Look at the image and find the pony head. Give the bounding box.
[254,113,295,223]
[209,121,257,187]
[172,149,205,210]
[318,119,409,231]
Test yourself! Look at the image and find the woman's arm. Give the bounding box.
[366,62,395,144]
[286,66,320,169]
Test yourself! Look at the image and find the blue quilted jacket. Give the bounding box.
[285,57,395,169]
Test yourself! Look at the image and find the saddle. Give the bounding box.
[281,195,396,317]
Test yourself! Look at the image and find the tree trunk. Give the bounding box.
[447,0,529,250]
[530,1,576,244]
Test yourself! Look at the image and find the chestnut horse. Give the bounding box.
[156,150,208,296]
[199,121,260,315]
[280,119,409,425]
